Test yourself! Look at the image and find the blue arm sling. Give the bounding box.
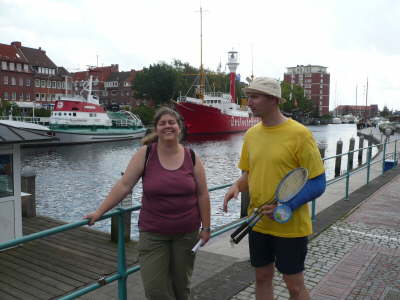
[286,172,326,211]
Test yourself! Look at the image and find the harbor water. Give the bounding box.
[21,124,377,238]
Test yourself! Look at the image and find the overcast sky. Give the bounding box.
[1,0,399,111]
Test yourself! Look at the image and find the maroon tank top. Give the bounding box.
[138,144,201,234]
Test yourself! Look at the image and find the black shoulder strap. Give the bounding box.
[190,148,196,166]
[142,144,152,178]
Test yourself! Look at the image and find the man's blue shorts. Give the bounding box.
[248,230,308,275]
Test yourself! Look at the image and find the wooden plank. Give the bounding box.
[0,276,52,299]
[0,259,73,291]
[1,252,90,284]
[0,280,30,300]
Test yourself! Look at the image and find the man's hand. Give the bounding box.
[260,203,277,219]
[223,184,240,212]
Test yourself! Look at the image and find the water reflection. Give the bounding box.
[21,124,374,238]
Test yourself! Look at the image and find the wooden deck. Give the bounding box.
[0,216,139,300]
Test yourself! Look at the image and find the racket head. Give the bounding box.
[275,167,308,203]
[273,204,292,223]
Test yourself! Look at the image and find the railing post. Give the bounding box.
[367,139,372,184]
[348,137,355,171]
[395,139,398,162]
[382,138,387,174]
[111,173,132,243]
[117,209,128,300]
[345,149,351,200]
[358,136,364,166]
[334,139,343,177]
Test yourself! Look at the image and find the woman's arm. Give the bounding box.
[85,145,147,224]
[193,154,211,243]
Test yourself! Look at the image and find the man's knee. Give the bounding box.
[255,264,274,283]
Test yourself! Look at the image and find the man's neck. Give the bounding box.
[261,110,288,127]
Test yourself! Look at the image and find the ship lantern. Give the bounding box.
[227,50,239,73]
[227,50,239,103]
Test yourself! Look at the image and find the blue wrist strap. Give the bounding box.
[286,173,326,211]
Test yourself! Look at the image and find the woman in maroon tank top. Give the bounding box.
[85,107,211,300]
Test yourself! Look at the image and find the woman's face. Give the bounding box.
[156,113,181,141]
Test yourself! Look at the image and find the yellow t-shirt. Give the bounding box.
[239,118,325,237]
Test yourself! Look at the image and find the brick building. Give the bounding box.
[0,41,72,109]
[284,65,330,116]
[0,42,32,103]
[334,104,379,118]
[103,70,150,107]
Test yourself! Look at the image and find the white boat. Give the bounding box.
[332,117,342,124]
[0,77,146,146]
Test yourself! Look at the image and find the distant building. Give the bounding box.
[103,70,151,107]
[283,65,330,116]
[0,41,72,109]
[334,105,378,118]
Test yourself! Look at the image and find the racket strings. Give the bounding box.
[276,169,308,202]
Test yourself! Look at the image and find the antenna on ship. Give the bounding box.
[199,6,205,102]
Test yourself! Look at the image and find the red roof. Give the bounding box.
[0,43,28,63]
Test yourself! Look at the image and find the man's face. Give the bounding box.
[247,93,277,117]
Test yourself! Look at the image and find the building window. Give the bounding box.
[0,154,14,197]
[36,94,40,101]
[16,64,22,71]
[35,79,40,87]
[19,78,23,86]
[3,76,8,85]
[26,93,30,101]
[20,93,24,100]
[1,61,7,70]
[9,62,15,71]
[11,77,16,85]
[3,92,8,100]
[57,82,61,89]
[24,64,29,72]
[12,92,16,100]
[26,79,31,86]
[41,80,46,88]
[52,81,56,88]
[47,80,51,88]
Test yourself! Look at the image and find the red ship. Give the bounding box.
[174,8,259,135]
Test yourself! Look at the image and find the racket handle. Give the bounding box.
[230,221,250,240]
[191,239,203,253]
[231,226,251,244]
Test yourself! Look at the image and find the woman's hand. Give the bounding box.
[199,229,211,245]
[84,211,103,226]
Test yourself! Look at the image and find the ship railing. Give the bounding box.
[1,133,399,300]
[0,115,50,126]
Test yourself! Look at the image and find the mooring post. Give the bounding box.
[21,167,36,217]
[334,139,343,177]
[358,136,364,165]
[348,137,355,170]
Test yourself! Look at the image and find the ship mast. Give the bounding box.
[199,6,205,101]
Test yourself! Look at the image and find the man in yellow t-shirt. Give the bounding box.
[224,77,325,300]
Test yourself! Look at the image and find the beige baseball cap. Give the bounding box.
[243,77,286,104]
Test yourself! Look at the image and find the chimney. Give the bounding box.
[11,41,21,48]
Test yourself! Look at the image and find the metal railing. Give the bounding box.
[1,134,399,300]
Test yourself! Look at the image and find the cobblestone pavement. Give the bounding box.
[231,174,400,300]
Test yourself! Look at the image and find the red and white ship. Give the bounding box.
[174,8,258,135]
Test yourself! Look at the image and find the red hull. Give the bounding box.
[175,102,259,135]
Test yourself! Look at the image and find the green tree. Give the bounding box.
[131,105,156,125]
[280,82,314,114]
[133,63,179,105]
[380,106,391,117]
